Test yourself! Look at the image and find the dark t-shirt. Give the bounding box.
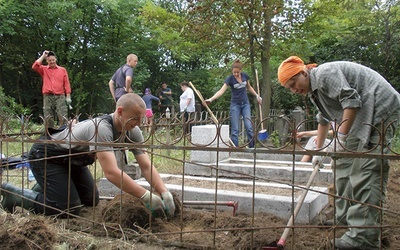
[159,87,172,105]
[111,64,134,100]
[224,72,250,104]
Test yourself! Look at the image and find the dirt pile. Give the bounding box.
[0,211,56,249]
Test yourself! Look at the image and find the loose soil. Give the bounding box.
[1,162,400,249]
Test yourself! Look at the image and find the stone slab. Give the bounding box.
[190,124,230,163]
[184,159,333,185]
[97,174,329,224]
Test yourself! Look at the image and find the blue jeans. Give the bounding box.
[230,101,254,147]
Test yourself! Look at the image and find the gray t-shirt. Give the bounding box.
[308,61,400,145]
[111,64,134,100]
[52,114,144,156]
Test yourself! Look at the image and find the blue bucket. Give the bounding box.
[258,130,269,141]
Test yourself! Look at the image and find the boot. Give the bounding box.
[1,183,39,213]
[31,183,42,192]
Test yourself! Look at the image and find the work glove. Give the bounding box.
[65,97,72,105]
[312,155,324,168]
[336,132,347,152]
[65,97,73,110]
[161,191,175,218]
[140,190,165,216]
[325,133,347,152]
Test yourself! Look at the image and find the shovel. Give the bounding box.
[255,69,268,141]
[262,161,323,250]
[189,81,235,147]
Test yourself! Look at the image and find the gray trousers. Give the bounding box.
[335,110,399,249]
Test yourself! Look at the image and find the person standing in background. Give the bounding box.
[205,59,262,148]
[158,82,173,115]
[32,50,72,128]
[142,88,161,131]
[179,81,196,135]
[108,54,138,102]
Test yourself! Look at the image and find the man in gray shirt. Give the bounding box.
[278,56,400,249]
[1,93,175,218]
[108,54,138,102]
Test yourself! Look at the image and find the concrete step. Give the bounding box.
[185,158,333,185]
[97,173,329,224]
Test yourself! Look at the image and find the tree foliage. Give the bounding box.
[0,0,399,121]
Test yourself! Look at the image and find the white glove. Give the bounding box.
[312,155,324,168]
[324,133,347,153]
[140,190,165,215]
[336,132,347,152]
[161,191,175,218]
[65,97,72,105]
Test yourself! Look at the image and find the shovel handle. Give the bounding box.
[189,81,219,124]
[255,69,264,130]
[277,163,320,248]
[189,81,236,147]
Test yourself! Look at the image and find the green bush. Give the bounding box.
[0,87,30,116]
[270,130,281,148]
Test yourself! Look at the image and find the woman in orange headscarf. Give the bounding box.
[278,55,400,249]
[278,56,317,95]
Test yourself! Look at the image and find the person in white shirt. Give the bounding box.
[179,81,196,134]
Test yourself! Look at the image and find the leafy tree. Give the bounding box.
[184,0,287,120]
[0,0,399,124]
[302,0,400,89]
[271,0,400,114]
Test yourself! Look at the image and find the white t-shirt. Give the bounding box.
[304,136,331,151]
[179,87,195,112]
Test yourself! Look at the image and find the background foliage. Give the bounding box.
[0,0,399,121]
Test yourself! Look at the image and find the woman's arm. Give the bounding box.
[246,81,262,104]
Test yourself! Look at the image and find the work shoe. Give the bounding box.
[1,183,38,213]
[331,238,362,250]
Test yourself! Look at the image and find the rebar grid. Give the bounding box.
[1,113,400,249]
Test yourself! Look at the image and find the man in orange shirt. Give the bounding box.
[32,50,72,127]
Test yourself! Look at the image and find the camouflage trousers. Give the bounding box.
[43,94,68,127]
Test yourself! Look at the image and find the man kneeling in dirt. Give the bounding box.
[1,93,175,218]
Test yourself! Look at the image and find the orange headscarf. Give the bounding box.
[277,56,318,86]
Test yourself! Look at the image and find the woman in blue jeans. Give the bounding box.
[205,59,262,148]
